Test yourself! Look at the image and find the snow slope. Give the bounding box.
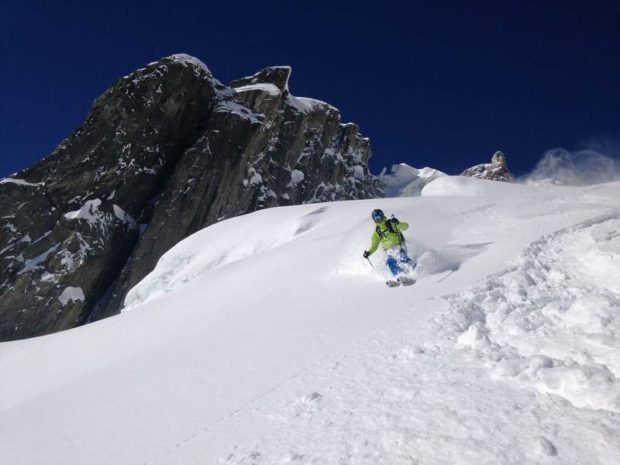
[1,177,619,465]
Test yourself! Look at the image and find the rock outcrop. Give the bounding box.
[0,54,383,341]
[461,151,514,182]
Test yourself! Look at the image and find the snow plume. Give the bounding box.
[524,146,620,186]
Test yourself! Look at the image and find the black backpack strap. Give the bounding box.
[386,219,406,246]
[377,220,402,242]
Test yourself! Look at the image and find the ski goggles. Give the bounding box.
[372,211,385,222]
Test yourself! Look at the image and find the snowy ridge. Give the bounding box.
[124,207,320,308]
[380,163,446,197]
[233,83,281,96]
[166,53,212,75]
[286,94,338,114]
[131,54,214,86]
[0,177,44,187]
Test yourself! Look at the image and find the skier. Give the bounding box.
[363,209,416,286]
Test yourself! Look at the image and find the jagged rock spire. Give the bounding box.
[461,151,515,182]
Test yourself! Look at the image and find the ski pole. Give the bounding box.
[365,257,374,268]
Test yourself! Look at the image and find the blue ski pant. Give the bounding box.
[386,248,416,276]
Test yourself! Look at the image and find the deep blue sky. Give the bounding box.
[1,0,619,178]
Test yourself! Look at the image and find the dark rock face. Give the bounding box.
[0,55,382,341]
[461,151,514,182]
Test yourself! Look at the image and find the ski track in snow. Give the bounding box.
[167,353,336,452]
[441,212,620,412]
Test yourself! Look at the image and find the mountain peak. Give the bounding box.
[461,150,514,182]
[0,56,381,341]
[164,53,213,73]
[230,65,292,92]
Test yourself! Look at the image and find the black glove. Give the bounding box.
[391,216,399,224]
[363,250,370,259]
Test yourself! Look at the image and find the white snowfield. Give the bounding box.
[1,176,619,465]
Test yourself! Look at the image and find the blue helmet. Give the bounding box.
[371,209,385,223]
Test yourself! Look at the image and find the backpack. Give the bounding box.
[376,218,407,251]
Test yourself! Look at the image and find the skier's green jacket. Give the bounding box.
[367,219,409,255]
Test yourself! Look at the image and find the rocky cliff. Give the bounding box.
[0,54,383,341]
[461,151,514,182]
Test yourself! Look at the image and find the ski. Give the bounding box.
[386,277,416,287]
[398,276,416,286]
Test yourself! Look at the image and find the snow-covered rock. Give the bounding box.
[379,163,446,197]
[58,286,85,306]
[461,150,515,182]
